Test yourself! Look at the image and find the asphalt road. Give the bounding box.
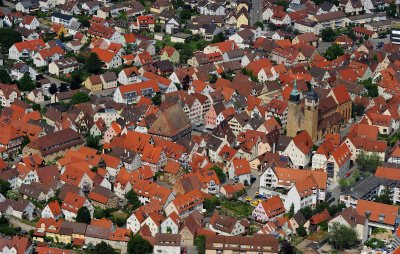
[2,0,15,8]
[250,0,263,25]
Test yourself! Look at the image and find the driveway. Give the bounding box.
[43,74,65,86]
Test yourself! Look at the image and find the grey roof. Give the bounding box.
[225,49,245,59]
[61,221,87,235]
[101,72,117,83]
[85,225,110,239]
[319,1,335,11]
[276,135,291,152]
[342,176,381,199]
[52,12,73,21]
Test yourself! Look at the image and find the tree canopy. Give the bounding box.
[70,92,91,105]
[94,241,116,254]
[0,179,11,196]
[210,165,226,183]
[49,83,58,95]
[85,53,102,74]
[125,190,141,211]
[356,152,382,173]
[296,224,307,237]
[211,32,225,43]
[194,235,206,254]
[76,206,91,224]
[0,69,11,84]
[0,28,22,52]
[320,28,337,42]
[127,235,153,254]
[19,74,35,91]
[328,222,358,251]
[324,44,344,61]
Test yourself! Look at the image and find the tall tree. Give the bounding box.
[194,235,206,254]
[356,152,382,173]
[49,83,58,95]
[70,92,91,105]
[19,74,35,91]
[0,179,11,196]
[85,53,102,74]
[0,28,22,52]
[127,235,153,254]
[324,44,344,60]
[320,27,337,42]
[125,190,141,211]
[210,165,226,183]
[296,224,307,237]
[94,241,116,254]
[288,203,295,218]
[0,69,11,84]
[328,222,358,251]
[76,206,91,224]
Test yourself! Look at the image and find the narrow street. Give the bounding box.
[250,0,263,25]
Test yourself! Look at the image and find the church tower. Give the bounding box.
[303,87,319,141]
[287,81,301,137]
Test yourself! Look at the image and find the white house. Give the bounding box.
[283,131,312,168]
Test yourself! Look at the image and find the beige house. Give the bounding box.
[160,46,180,63]
[328,207,368,243]
[84,75,103,92]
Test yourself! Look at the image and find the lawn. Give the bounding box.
[111,210,129,227]
[307,231,329,243]
[220,200,254,219]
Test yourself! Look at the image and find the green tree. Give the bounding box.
[300,207,313,220]
[288,203,295,218]
[280,241,294,254]
[352,103,365,117]
[49,83,58,95]
[125,190,141,211]
[180,44,194,63]
[151,94,162,105]
[360,78,378,97]
[86,135,101,150]
[210,165,226,183]
[356,152,382,173]
[70,73,82,90]
[320,27,337,42]
[194,235,206,254]
[76,206,91,224]
[374,188,392,205]
[180,9,192,20]
[6,190,20,200]
[85,52,102,74]
[70,92,90,105]
[324,44,344,60]
[0,179,11,196]
[94,241,116,254]
[387,0,398,17]
[77,15,90,27]
[203,196,220,216]
[127,234,153,254]
[296,224,307,237]
[212,32,225,43]
[254,21,264,29]
[0,69,11,84]
[0,28,22,53]
[274,0,289,10]
[328,222,358,251]
[19,74,35,91]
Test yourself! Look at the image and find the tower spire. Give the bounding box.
[289,80,300,102]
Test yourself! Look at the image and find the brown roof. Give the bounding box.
[205,234,278,252]
[148,104,191,138]
[25,128,84,156]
